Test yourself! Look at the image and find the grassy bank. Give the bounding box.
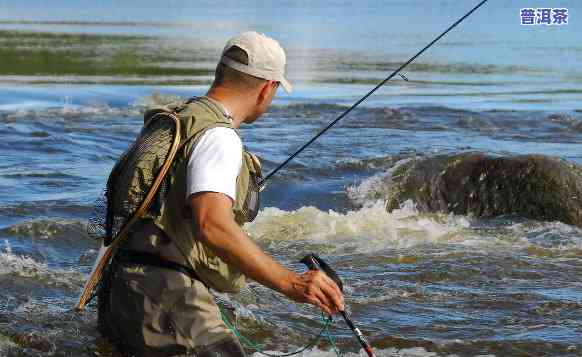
[0,30,215,84]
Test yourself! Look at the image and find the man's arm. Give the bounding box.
[190,191,344,315]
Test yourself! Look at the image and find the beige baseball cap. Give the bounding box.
[220,31,292,93]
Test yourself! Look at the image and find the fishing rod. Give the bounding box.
[258,0,489,190]
[301,254,377,357]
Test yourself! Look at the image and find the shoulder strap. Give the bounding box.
[195,96,235,124]
[176,97,237,154]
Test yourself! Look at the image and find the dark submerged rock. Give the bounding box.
[386,153,582,227]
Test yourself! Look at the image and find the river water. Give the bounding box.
[0,1,581,356]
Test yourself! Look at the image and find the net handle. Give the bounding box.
[75,112,182,311]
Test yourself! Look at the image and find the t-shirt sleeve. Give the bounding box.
[186,127,243,203]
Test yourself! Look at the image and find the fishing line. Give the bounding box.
[220,307,341,357]
[258,0,488,190]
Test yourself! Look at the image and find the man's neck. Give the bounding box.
[205,87,250,128]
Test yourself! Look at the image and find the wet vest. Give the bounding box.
[143,97,261,293]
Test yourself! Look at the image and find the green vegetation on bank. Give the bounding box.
[0,30,214,82]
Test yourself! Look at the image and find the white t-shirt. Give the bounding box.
[186,127,242,203]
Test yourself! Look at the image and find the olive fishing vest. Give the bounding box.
[144,97,262,293]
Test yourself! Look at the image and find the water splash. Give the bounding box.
[245,201,470,254]
[250,346,462,356]
[0,240,86,288]
[346,158,415,207]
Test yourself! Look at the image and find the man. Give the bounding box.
[98,31,344,357]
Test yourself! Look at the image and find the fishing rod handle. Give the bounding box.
[300,254,344,292]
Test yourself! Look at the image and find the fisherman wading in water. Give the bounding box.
[97,31,345,357]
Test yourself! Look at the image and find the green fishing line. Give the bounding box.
[220,306,342,356]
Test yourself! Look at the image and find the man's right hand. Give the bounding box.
[191,191,345,316]
[283,270,345,315]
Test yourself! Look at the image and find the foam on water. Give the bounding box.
[250,346,498,357]
[0,241,85,287]
[346,158,415,207]
[0,103,141,121]
[0,241,46,277]
[245,201,471,254]
[246,198,582,258]
[0,91,181,121]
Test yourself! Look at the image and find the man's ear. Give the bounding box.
[257,80,271,105]
[257,81,269,104]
